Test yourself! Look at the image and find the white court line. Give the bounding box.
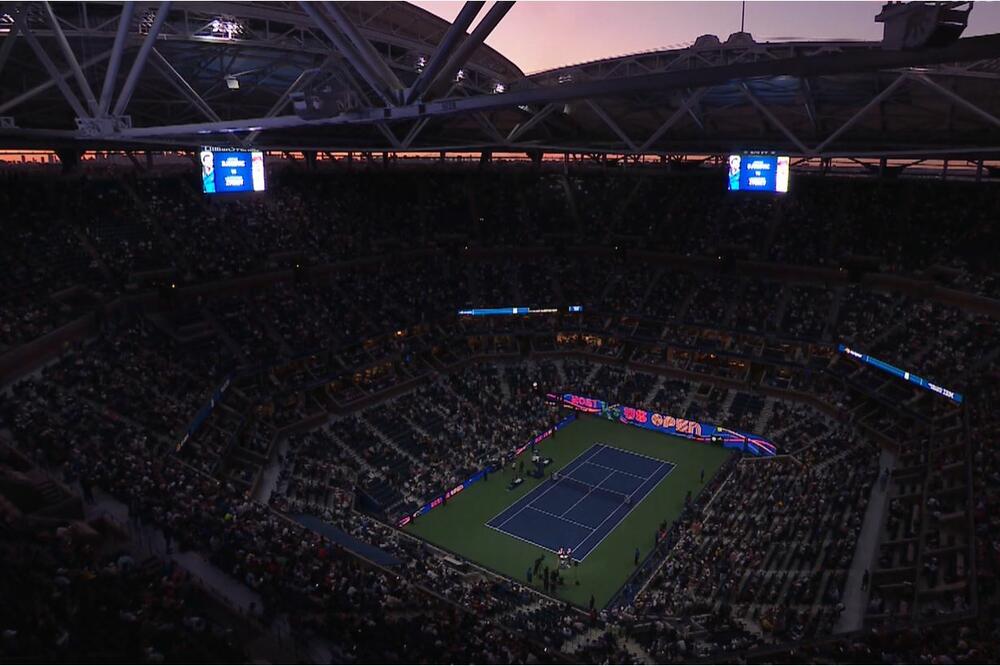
[581,459,648,480]
[487,521,564,555]
[486,444,604,531]
[571,461,676,562]
[486,442,676,560]
[527,506,600,531]
[558,470,617,518]
[596,441,674,467]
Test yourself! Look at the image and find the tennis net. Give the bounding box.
[555,473,632,504]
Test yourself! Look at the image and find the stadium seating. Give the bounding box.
[0,166,996,663]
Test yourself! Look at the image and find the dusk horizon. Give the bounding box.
[414,0,1000,73]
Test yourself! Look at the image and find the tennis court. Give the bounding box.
[486,443,674,561]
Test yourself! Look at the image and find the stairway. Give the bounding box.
[718,389,736,422]
[498,365,512,400]
[678,383,699,417]
[825,286,845,340]
[555,360,569,386]
[645,376,665,404]
[771,285,793,331]
[360,416,423,467]
[324,425,379,476]
[754,397,776,434]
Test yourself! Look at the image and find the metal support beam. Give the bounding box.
[507,103,558,142]
[405,1,485,104]
[150,48,221,122]
[401,117,431,149]
[638,88,708,153]
[0,49,112,115]
[117,32,1000,143]
[298,0,393,107]
[473,111,506,145]
[801,77,819,134]
[0,5,25,79]
[911,73,1000,128]
[739,82,809,154]
[112,1,172,117]
[321,1,403,99]
[98,1,135,115]
[19,17,90,119]
[813,73,909,153]
[424,1,515,100]
[586,99,637,152]
[374,122,401,149]
[245,59,333,145]
[42,1,100,116]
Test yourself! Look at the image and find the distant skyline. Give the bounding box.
[413,1,1000,73]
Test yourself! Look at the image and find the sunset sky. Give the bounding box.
[413,1,1000,73]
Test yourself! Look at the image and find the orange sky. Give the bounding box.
[413,1,1000,74]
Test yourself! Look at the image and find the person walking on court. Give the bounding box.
[700,468,705,483]
[589,594,595,611]
[526,567,533,583]
[634,547,641,566]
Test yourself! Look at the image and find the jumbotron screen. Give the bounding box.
[199,147,266,194]
[727,153,789,193]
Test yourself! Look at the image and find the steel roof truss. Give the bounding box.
[98,1,134,116]
[19,11,89,119]
[297,0,393,107]
[150,48,220,122]
[639,88,708,153]
[912,72,1000,128]
[405,1,485,105]
[813,72,910,154]
[507,102,558,142]
[322,1,403,100]
[739,82,809,154]
[41,1,99,115]
[586,99,637,152]
[112,1,172,117]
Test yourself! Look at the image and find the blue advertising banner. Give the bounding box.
[838,344,963,404]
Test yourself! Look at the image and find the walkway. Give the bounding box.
[84,489,264,616]
[834,447,897,633]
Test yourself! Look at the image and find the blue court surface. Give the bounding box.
[486,443,674,561]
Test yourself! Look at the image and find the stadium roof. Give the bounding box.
[2,1,1000,158]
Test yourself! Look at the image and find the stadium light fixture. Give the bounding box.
[226,76,240,90]
[210,16,246,40]
[138,8,156,35]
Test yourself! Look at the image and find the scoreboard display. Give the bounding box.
[727,153,790,193]
[200,147,266,194]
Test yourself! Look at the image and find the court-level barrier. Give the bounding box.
[396,413,577,527]
[547,392,776,456]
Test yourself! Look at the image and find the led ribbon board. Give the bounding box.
[549,393,776,457]
[458,305,584,316]
[838,344,963,404]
